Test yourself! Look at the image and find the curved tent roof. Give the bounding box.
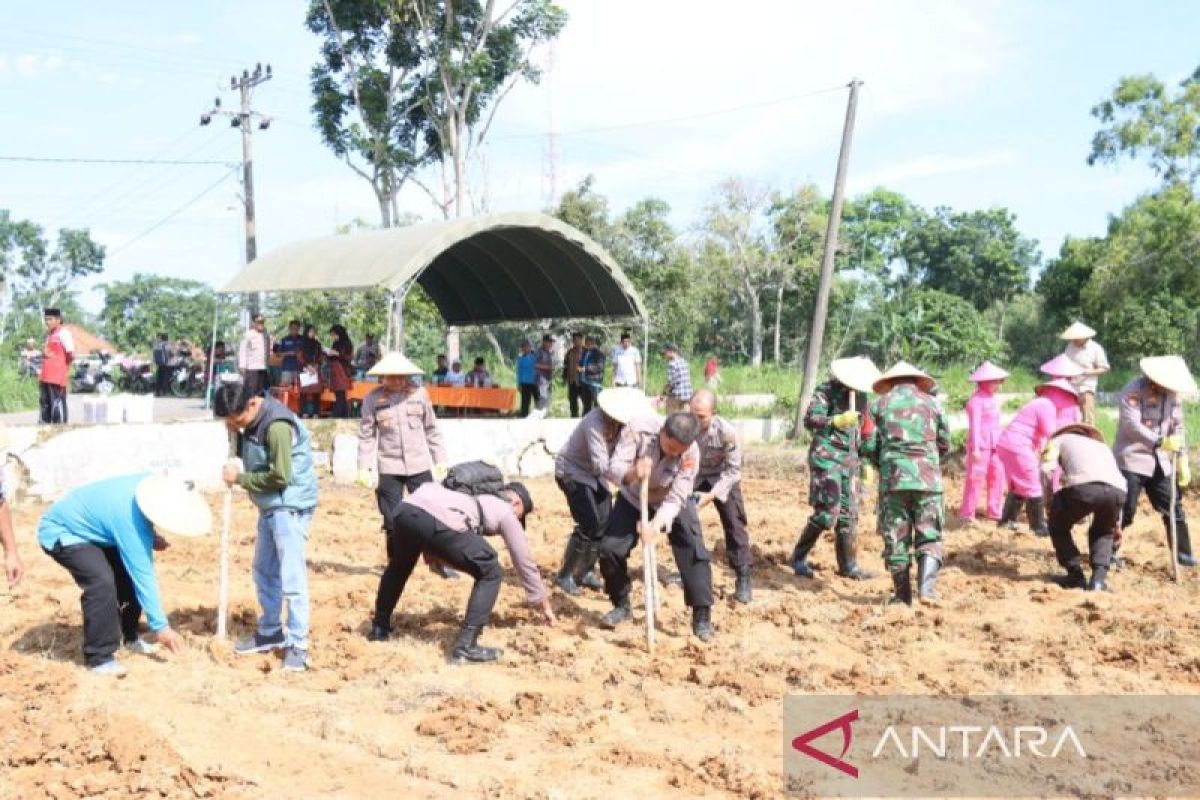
[219,212,646,325]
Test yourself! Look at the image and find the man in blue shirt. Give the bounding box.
[38,474,212,675]
[578,335,606,414]
[272,319,304,387]
[516,341,537,417]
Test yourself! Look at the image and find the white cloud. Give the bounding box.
[851,149,1021,191]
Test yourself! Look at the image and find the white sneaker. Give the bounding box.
[89,659,128,677]
[125,638,159,655]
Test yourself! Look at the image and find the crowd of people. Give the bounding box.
[4,314,1192,677]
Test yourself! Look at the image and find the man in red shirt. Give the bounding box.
[39,308,74,425]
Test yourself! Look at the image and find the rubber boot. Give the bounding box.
[1087,565,1109,592]
[998,493,1021,531]
[575,540,604,590]
[600,597,632,629]
[367,623,391,642]
[791,520,824,578]
[888,568,913,606]
[555,534,585,596]
[692,606,715,642]
[733,567,752,604]
[448,625,501,664]
[1026,498,1049,537]
[917,554,941,602]
[835,531,874,580]
[1174,518,1196,567]
[1053,565,1087,589]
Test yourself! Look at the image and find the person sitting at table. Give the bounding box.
[445,360,467,387]
[466,358,492,388]
[431,354,449,386]
[326,324,354,418]
[297,324,324,418]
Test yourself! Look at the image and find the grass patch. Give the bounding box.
[0,367,39,413]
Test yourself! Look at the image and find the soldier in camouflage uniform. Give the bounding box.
[791,357,881,580]
[861,361,951,605]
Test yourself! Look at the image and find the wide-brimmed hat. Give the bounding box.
[1140,355,1200,396]
[1051,422,1104,442]
[873,361,935,394]
[1060,321,1097,340]
[368,352,423,377]
[969,361,1010,383]
[597,387,651,424]
[1040,354,1084,379]
[135,476,212,538]
[1035,378,1079,398]
[830,356,882,394]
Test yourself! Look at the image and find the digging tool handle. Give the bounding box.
[641,473,655,654]
[1171,450,1180,583]
[217,431,235,640]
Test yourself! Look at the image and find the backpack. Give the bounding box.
[442,461,506,534]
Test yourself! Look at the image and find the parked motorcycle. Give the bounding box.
[18,353,43,380]
[168,358,207,398]
[119,358,154,394]
[71,352,117,395]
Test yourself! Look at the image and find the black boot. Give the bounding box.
[888,569,913,606]
[1053,565,1087,589]
[998,493,1021,531]
[835,531,874,580]
[734,567,752,604]
[1026,498,1049,536]
[791,520,824,578]
[555,533,586,596]
[367,623,391,642]
[1087,565,1109,592]
[917,554,941,602]
[692,606,715,642]
[449,625,501,664]
[1174,518,1196,566]
[600,597,632,629]
[574,540,604,590]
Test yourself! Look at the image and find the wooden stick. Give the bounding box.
[217,486,232,639]
[640,473,655,654]
[1171,450,1181,583]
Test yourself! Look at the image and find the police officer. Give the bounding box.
[688,389,753,603]
[1113,356,1198,568]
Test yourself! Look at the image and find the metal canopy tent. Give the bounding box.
[216,211,648,353]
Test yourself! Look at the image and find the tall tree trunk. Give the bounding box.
[377,190,392,228]
[773,283,785,363]
[750,294,763,367]
[485,331,507,367]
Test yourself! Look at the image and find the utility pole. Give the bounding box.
[793,79,862,438]
[201,63,273,315]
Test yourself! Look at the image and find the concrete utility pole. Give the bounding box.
[201,63,273,315]
[794,79,862,437]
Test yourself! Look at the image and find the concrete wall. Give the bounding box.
[3,416,793,503]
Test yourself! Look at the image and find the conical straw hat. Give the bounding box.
[596,387,652,424]
[1140,355,1199,396]
[1051,422,1104,443]
[368,352,424,376]
[1035,378,1079,398]
[968,361,1009,383]
[135,476,212,538]
[1040,354,1084,379]
[830,356,882,394]
[1060,321,1097,340]
[872,361,935,394]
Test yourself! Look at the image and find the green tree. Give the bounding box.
[1036,235,1104,330]
[1089,68,1200,188]
[767,184,827,363]
[99,274,234,354]
[838,187,918,278]
[855,288,1005,368]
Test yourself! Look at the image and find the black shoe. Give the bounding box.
[1087,566,1110,592]
[1178,553,1198,568]
[449,625,501,664]
[998,493,1021,531]
[573,540,604,590]
[600,600,632,629]
[367,623,391,642]
[834,532,873,579]
[579,570,604,591]
[917,555,941,602]
[791,521,823,577]
[692,606,715,642]
[556,533,586,596]
[734,569,752,604]
[793,559,815,579]
[1026,498,1049,537]
[555,574,582,596]
[888,569,913,606]
[1053,567,1087,589]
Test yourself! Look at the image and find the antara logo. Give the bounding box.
[792,709,859,778]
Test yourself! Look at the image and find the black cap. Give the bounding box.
[44,308,62,319]
[504,482,533,525]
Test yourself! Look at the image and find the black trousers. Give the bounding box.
[556,477,611,542]
[1121,464,1193,556]
[580,384,598,415]
[45,542,142,667]
[154,365,171,396]
[375,472,434,528]
[519,383,537,417]
[373,505,502,629]
[331,390,349,418]
[1049,482,1123,570]
[242,369,269,397]
[599,494,713,608]
[373,471,433,623]
[39,382,68,424]
[568,382,585,418]
[694,478,752,569]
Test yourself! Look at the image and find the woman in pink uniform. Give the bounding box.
[959,361,1009,522]
[995,379,1080,535]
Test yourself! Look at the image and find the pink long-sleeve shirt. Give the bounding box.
[964,388,1001,454]
[997,390,1079,455]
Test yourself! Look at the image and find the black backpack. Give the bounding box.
[442,461,506,534]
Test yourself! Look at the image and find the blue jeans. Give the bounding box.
[252,508,313,650]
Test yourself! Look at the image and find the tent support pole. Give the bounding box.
[204,293,221,409]
[643,315,650,392]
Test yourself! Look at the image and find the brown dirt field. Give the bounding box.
[2,450,1199,799]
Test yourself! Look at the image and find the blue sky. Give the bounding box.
[1,1,1196,311]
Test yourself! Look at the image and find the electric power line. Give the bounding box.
[108,165,240,256]
[0,154,236,165]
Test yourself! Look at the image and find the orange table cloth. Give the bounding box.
[275,382,516,414]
